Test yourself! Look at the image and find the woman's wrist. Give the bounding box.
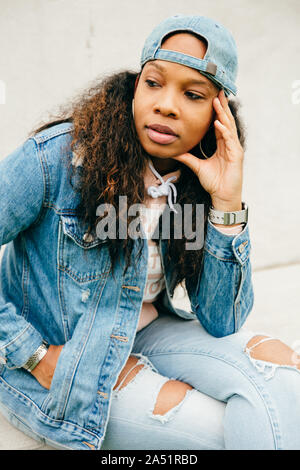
[211,197,242,212]
[212,222,244,235]
[22,341,49,372]
[31,344,64,390]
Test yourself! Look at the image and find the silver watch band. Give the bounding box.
[22,341,49,372]
[209,202,248,226]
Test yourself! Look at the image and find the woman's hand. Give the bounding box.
[172,89,244,212]
[31,344,64,390]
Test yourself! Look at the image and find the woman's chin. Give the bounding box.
[143,144,185,159]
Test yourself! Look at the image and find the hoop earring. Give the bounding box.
[199,140,210,159]
[132,99,135,118]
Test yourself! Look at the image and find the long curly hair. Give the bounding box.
[31,69,246,294]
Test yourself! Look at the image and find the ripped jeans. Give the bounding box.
[101,311,300,450]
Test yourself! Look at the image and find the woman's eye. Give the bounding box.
[145,79,159,87]
[185,92,204,100]
[145,81,204,100]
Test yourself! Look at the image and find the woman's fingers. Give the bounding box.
[213,96,231,129]
[219,89,236,124]
[214,120,240,158]
[172,152,201,175]
[219,89,235,121]
[213,90,237,134]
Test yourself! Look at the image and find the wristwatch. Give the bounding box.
[22,341,49,372]
[209,202,248,225]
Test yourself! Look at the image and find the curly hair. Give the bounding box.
[31,69,246,294]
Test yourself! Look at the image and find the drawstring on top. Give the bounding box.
[146,160,178,214]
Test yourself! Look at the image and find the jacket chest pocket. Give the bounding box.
[57,215,112,340]
[58,214,111,283]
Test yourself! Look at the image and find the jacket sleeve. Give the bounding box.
[0,138,45,368]
[185,219,254,337]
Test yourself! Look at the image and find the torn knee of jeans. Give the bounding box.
[149,380,194,424]
[113,359,146,394]
[244,335,300,380]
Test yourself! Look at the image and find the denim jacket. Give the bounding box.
[0,123,254,449]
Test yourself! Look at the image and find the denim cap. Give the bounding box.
[140,14,238,97]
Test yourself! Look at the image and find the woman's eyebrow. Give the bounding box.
[146,62,213,90]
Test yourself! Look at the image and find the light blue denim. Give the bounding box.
[140,14,238,96]
[0,122,254,449]
[3,312,300,450]
[102,312,300,450]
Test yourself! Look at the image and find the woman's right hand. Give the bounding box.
[30,344,64,390]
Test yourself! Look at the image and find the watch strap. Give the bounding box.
[22,341,49,372]
[209,202,248,226]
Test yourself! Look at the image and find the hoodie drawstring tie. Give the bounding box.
[146,160,178,214]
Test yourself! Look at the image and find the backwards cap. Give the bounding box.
[140,14,238,96]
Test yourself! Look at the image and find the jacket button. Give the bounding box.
[83,232,94,243]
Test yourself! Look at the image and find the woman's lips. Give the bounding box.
[146,127,178,145]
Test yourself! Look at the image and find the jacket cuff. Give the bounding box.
[205,219,251,265]
[0,324,44,369]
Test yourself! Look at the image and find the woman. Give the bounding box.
[0,14,300,450]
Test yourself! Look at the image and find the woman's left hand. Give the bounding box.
[172,89,244,211]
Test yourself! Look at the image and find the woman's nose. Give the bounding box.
[153,92,179,117]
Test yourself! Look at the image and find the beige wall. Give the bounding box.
[1,0,300,271]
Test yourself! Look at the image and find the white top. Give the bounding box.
[136,158,181,331]
[139,206,166,302]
